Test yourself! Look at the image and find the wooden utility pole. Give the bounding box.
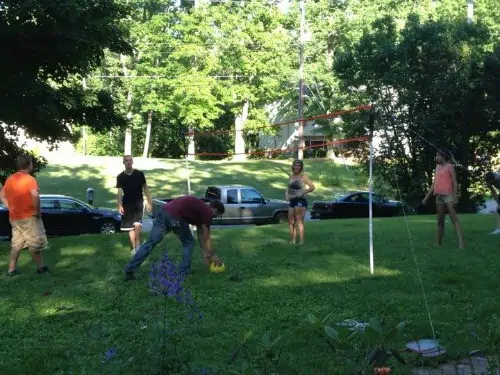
[297,0,305,160]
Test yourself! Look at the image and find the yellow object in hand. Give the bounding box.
[209,261,226,273]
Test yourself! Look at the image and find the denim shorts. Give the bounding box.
[290,198,308,208]
[435,194,454,205]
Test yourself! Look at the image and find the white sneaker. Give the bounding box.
[490,228,500,235]
[131,246,140,255]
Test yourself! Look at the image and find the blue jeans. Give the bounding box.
[123,209,195,274]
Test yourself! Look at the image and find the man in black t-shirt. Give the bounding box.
[116,155,153,254]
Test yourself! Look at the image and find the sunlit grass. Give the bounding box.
[1,213,499,373]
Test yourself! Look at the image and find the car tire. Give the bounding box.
[100,220,118,235]
[273,212,288,224]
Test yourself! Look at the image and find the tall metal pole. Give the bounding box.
[185,156,192,196]
[368,107,375,274]
[297,0,305,160]
[369,136,374,274]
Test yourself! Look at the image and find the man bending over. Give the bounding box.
[123,196,225,280]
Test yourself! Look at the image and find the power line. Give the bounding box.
[92,74,255,79]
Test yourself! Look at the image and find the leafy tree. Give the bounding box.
[335,14,500,211]
[209,1,295,160]
[0,0,131,181]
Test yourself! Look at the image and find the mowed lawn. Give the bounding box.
[1,214,499,374]
[34,155,363,206]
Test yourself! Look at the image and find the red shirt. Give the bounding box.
[163,196,213,227]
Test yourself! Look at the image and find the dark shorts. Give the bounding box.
[121,201,144,231]
[290,198,308,208]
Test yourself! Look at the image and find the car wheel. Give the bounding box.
[274,212,288,224]
[100,220,117,235]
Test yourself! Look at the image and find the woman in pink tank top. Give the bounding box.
[422,149,465,249]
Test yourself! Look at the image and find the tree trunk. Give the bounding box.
[233,100,249,162]
[326,145,336,159]
[187,128,195,161]
[82,126,87,155]
[81,78,87,156]
[142,110,153,158]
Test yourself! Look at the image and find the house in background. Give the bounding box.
[258,102,347,159]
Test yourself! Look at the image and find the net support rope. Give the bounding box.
[187,136,369,157]
[392,166,437,340]
[186,105,372,137]
[378,112,438,340]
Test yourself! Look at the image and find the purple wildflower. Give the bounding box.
[105,347,116,360]
[149,254,203,321]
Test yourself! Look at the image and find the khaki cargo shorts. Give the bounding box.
[436,194,455,205]
[10,216,48,252]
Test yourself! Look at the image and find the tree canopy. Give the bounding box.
[335,14,500,210]
[0,0,132,180]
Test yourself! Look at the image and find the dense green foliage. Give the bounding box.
[1,0,498,205]
[0,0,131,181]
[335,14,499,210]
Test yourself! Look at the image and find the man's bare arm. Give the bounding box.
[196,224,223,265]
[117,188,123,213]
[0,185,8,209]
[197,224,212,254]
[30,188,41,217]
[143,183,153,211]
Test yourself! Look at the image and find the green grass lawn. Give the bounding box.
[35,156,363,207]
[1,214,499,374]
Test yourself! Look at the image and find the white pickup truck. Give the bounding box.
[151,185,289,226]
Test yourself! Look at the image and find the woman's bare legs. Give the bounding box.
[294,207,307,245]
[445,202,466,249]
[436,204,446,247]
[288,207,296,244]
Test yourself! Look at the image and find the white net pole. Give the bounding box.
[369,135,374,274]
[185,155,192,196]
[185,155,195,236]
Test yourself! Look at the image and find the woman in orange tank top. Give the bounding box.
[422,149,465,249]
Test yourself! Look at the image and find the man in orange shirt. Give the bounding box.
[0,155,49,276]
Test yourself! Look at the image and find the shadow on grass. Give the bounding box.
[37,164,114,206]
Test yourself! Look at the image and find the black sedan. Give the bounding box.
[0,195,122,237]
[311,191,403,220]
